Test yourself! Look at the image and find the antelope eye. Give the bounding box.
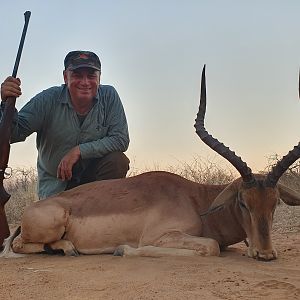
[239,201,247,210]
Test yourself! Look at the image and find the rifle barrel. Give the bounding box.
[12,11,31,78]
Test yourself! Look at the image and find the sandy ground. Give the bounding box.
[1,205,300,300]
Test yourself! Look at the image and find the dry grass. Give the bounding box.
[4,167,38,224]
[264,154,300,233]
[128,155,236,184]
[3,155,300,230]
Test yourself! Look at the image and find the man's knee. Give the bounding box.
[95,152,130,180]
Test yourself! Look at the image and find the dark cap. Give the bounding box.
[64,51,101,71]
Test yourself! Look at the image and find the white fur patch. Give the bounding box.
[0,234,26,259]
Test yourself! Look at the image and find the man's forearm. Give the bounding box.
[79,134,129,160]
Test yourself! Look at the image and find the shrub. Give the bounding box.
[4,167,38,224]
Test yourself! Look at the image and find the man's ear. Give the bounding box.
[63,70,68,84]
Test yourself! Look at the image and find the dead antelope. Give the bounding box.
[1,66,300,261]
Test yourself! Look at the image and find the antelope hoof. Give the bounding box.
[247,247,277,261]
[114,245,133,257]
[65,248,79,256]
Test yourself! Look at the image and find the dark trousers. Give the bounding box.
[66,152,130,190]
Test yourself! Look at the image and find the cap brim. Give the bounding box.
[67,64,101,71]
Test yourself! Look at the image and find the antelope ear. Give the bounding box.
[201,182,239,216]
[278,183,300,206]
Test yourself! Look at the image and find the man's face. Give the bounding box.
[63,68,100,103]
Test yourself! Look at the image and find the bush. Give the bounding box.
[128,155,236,185]
[4,167,38,224]
[167,156,236,185]
[266,153,300,192]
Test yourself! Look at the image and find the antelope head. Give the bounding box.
[195,66,300,260]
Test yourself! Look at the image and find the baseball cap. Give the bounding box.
[64,51,101,71]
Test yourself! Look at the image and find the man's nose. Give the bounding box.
[80,76,89,84]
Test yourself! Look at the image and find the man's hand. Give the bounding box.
[1,77,22,101]
[57,146,81,181]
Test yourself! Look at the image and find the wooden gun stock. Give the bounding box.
[0,11,31,248]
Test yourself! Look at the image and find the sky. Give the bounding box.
[1,0,300,174]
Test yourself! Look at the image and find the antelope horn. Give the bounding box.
[265,70,300,186]
[194,65,255,185]
[265,144,300,187]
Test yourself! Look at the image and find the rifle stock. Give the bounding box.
[0,105,13,250]
[0,11,31,248]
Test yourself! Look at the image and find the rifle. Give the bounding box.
[0,11,31,248]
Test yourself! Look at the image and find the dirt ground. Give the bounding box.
[1,205,300,300]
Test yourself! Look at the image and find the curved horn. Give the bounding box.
[265,71,300,187]
[265,144,300,187]
[194,65,255,184]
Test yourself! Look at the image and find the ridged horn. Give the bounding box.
[265,70,300,187]
[265,144,300,187]
[194,65,255,184]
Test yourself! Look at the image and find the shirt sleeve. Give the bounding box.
[8,91,49,143]
[79,86,130,159]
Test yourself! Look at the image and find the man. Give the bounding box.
[0,50,130,199]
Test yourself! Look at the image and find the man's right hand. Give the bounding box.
[0,77,22,101]
[57,146,81,181]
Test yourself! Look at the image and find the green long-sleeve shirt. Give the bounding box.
[1,84,129,199]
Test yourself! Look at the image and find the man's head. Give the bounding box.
[63,51,101,103]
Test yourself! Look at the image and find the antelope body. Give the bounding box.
[2,67,300,261]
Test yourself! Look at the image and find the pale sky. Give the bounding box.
[1,0,300,173]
